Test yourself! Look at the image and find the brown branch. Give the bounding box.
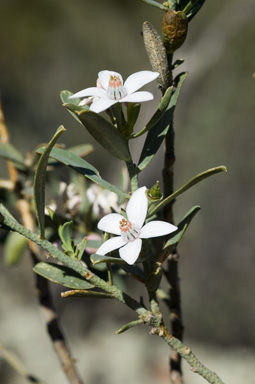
[162,73,184,382]
[17,198,84,384]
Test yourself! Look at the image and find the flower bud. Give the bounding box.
[162,10,188,54]
[146,181,162,202]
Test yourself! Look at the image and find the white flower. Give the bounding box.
[96,186,177,265]
[69,70,159,113]
[86,184,120,217]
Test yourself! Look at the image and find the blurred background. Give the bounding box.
[0,0,254,383]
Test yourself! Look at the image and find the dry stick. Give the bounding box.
[17,196,84,384]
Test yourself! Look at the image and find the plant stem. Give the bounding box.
[125,158,139,192]
[162,55,184,382]
[154,325,226,384]
[16,198,84,384]
[0,205,226,384]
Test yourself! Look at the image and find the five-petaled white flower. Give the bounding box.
[96,187,177,265]
[69,70,159,113]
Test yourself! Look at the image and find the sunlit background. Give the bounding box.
[0,0,255,383]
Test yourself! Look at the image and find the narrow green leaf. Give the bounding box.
[142,0,168,10]
[59,221,74,254]
[60,90,87,124]
[132,86,173,139]
[4,231,28,266]
[61,289,114,299]
[185,0,207,21]
[77,110,132,161]
[33,262,94,289]
[149,166,227,217]
[90,254,126,265]
[118,263,146,282]
[126,103,141,133]
[90,253,144,265]
[36,147,129,199]
[0,143,26,170]
[67,144,94,157]
[76,237,87,260]
[115,319,143,334]
[34,126,66,239]
[138,72,187,171]
[164,205,201,251]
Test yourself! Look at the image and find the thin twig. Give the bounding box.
[162,63,184,382]
[17,198,84,384]
[0,341,45,384]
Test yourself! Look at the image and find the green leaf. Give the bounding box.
[138,72,187,171]
[60,90,88,124]
[90,254,126,265]
[0,143,26,170]
[77,110,132,161]
[67,144,94,157]
[149,166,227,217]
[4,231,28,266]
[34,126,66,239]
[61,290,114,299]
[33,262,94,289]
[164,205,201,252]
[142,0,168,10]
[126,103,141,134]
[76,237,87,260]
[132,86,173,139]
[59,221,74,254]
[36,147,129,199]
[90,253,144,266]
[184,0,207,21]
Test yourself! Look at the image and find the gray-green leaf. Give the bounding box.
[33,262,94,289]
[34,126,66,239]
[36,147,129,199]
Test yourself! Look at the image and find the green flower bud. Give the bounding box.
[162,10,188,54]
[146,181,162,202]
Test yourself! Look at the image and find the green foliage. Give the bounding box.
[33,262,94,289]
[58,221,75,255]
[138,72,187,171]
[132,86,173,139]
[36,146,129,199]
[34,126,66,239]
[149,166,227,217]
[141,0,168,11]
[164,205,201,252]
[3,231,28,266]
[77,110,132,161]
[0,143,26,171]
[61,90,89,125]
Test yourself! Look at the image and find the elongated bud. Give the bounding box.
[146,181,162,202]
[143,21,170,91]
[162,10,188,54]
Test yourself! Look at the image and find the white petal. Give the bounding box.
[97,213,124,235]
[119,239,142,265]
[98,70,123,90]
[96,236,126,256]
[124,71,159,95]
[90,98,117,113]
[121,91,154,103]
[140,221,178,239]
[126,186,148,228]
[69,87,107,99]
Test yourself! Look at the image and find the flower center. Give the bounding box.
[106,75,127,100]
[119,218,140,242]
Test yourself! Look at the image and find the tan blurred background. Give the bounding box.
[0,0,255,383]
